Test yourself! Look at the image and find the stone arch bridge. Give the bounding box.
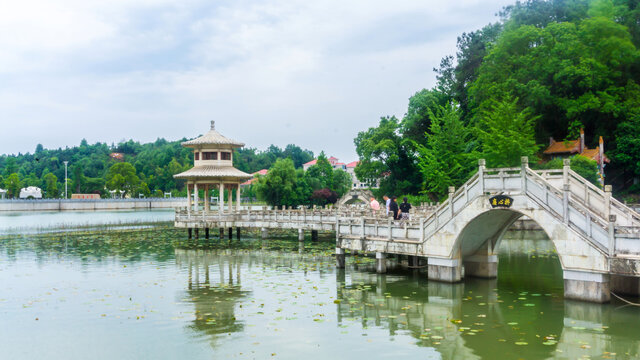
[336,188,375,207]
[175,158,640,303]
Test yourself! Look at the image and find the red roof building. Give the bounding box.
[241,169,269,187]
[543,128,609,184]
[543,129,609,164]
[109,152,124,161]
[303,159,317,168]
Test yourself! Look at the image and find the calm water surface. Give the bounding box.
[1,222,639,359]
[0,209,174,234]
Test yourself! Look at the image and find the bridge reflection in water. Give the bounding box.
[174,237,640,359]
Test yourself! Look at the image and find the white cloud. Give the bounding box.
[0,0,513,161]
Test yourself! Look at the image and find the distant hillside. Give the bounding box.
[0,138,314,198]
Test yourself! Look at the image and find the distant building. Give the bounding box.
[109,152,124,161]
[240,169,268,188]
[303,157,378,189]
[71,194,101,200]
[0,188,6,199]
[19,186,42,199]
[543,128,609,183]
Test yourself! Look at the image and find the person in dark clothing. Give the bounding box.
[399,197,412,224]
[389,196,400,220]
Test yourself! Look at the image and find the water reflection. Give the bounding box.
[175,250,248,346]
[332,239,640,359]
[3,225,640,359]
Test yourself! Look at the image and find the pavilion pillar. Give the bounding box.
[228,188,233,213]
[236,185,241,212]
[219,183,225,215]
[194,183,199,212]
[204,184,210,213]
[187,183,192,215]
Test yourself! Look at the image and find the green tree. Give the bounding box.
[614,116,640,176]
[4,173,21,198]
[21,172,41,188]
[354,116,420,197]
[475,97,539,167]
[135,182,151,198]
[43,173,59,198]
[72,164,85,193]
[84,177,106,195]
[256,158,299,207]
[544,155,601,186]
[401,88,451,144]
[570,155,601,185]
[106,162,140,196]
[107,174,126,194]
[470,12,640,145]
[434,23,502,123]
[414,103,477,200]
[3,158,17,176]
[305,152,333,190]
[331,169,352,197]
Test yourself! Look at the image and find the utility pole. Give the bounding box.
[63,161,69,199]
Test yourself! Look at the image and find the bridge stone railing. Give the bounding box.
[407,157,638,257]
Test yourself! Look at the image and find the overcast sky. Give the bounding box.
[1,0,513,161]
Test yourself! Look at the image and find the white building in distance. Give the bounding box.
[19,186,42,199]
[302,157,377,189]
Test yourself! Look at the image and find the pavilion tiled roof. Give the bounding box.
[346,161,359,168]
[174,166,252,180]
[181,121,244,148]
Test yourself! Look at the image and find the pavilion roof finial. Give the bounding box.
[210,120,215,130]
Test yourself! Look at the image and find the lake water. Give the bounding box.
[1,215,639,359]
[0,209,174,234]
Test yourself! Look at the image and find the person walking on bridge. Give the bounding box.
[370,197,380,216]
[399,197,412,225]
[383,195,390,216]
[389,196,399,221]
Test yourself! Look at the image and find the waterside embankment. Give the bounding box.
[0,198,186,211]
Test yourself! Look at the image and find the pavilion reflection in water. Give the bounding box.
[175,249,248,345]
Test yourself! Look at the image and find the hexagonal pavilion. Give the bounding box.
[174,121,251,214]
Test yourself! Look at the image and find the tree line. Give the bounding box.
[0,138,315,199]
[354,0,640,202]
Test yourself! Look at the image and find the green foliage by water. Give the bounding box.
[354,0,640,199]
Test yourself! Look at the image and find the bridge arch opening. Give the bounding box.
[454,209,564,294]
[337,189,375,208]
[342,196,368,206]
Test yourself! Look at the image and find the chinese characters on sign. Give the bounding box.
[489,195,513,208]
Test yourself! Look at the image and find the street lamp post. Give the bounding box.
[63,161,69,199]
